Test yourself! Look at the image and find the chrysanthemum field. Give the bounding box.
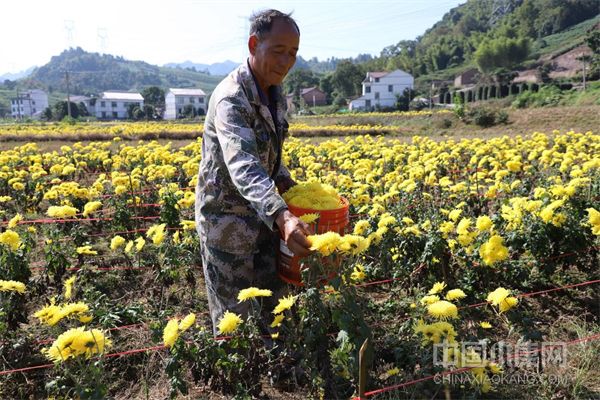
[0,127,598,399]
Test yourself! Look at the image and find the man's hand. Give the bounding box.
[275,209,313,257]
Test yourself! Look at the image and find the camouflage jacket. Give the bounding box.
[195,61,292,254]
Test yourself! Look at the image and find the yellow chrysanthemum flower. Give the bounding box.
[237,287,273,302]
[272,295,296,315]
[79,314,93,324]
[299,213,320,224]
[180,220,196,231]
[428,281,447,295]
[336,234,369,255]
[353,220,371,236]
[217,311,242,335]
[178,313,196,331]
[135,237,145,251]
[146,223,167,245]
[480,321,492,329]
[0,280,26,294]
[487,287,519,313]
[110,235,126,251]
[47,205,78,219]
[124,240,134,253]
[498,296,519,312]
[44,327,111,362]
[475,215,493,232]
[308,232,342,256]
[163,319,180,347]
[8,213,23,229]
[586,208,600,235]
[350,263,366,282]
[0,230,21,251]
[445,289,467,301]
[82,201,102,217]
[270,314,285,328]
[420,295,440,305]
[479,235,509,266]
[427,300,458,320]
[486,287,511,305]
[76,245,97,255]
[64,276,76,299]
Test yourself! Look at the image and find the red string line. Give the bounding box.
[8,215,161,225]
[0,344,167,376]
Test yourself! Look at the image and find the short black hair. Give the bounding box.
[249,9,299,40]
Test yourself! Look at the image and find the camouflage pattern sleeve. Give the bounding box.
[214,96,288,230]
[273,118,294,187]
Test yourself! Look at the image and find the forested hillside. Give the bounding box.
[371,0,598,76]
[21,47,223,96]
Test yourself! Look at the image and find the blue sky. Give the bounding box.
[1,0,465,74]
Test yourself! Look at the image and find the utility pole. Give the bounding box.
[582,54,587,91]
[430,80,434,110]
[27,92,32,118]
[65,71,72,118]
[16,88,21,121]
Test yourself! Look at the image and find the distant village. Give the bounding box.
[9,63,570,121]
[9,88,207,121]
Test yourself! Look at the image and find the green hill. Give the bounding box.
[380,0,599,87]
[22,47,224,96]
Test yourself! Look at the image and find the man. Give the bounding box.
[195,9,312,335]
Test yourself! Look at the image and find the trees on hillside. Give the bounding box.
[474,37,530,73]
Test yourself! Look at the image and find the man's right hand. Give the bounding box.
[275,209,313,257]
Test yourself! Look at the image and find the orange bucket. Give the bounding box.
[277,197,349,286]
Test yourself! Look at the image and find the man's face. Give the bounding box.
[249,19,299,89]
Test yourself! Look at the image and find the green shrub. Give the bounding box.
[468,107,497,127]
[511,85,564,108]
[496,110,509,124]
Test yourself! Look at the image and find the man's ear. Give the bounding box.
[248,35,258,55]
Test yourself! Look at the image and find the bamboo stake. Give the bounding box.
[358,338,370,400]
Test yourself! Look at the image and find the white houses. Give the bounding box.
[10,89,48,119]
[349,69,414,111]
[164,88,207,120]
[95,91,144,119]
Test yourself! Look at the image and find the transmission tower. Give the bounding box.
[64,20,75,48]
[97,28,108,53]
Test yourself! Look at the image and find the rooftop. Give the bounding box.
[169,88,206,96]
[101,92,144,101]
